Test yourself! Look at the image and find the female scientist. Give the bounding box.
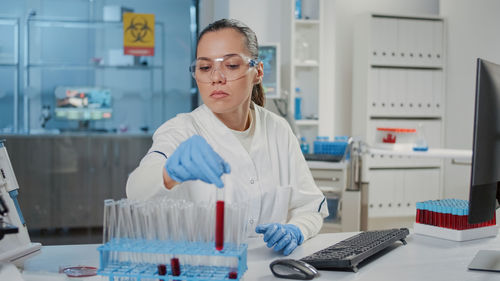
[126,19,328,256]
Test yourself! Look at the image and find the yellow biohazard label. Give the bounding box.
[123,13,155,56]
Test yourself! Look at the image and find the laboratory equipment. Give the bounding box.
[270,259,318,280]
[374,127,416,150]
[98,197,249,280]
[413,199,498,241]
[0,140,41,264]
[295,0,302,19]
[300,228,409,272]
[300,137,310,154]
[313,136,348,156]
[39,105,51,128]
[467,59,500,224]
[54,86,112,123]
[295,87,302,120]
[295,35,310,63]
[413,123,428,151]
[258,44,281,99]
[216,186,225,251]
[462,59,500,271]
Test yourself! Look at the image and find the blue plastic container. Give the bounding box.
[300,137,309,154]
[294,96,302,120]
[295,0,302,19]
[98,239,248,281]
[313,136,350,159]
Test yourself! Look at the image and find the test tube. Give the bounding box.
[215,186,225,251]
[171,257,181,277]
[102,199,116,244]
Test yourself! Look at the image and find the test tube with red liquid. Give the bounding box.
[215,186,225,251]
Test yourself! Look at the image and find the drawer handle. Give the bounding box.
[451,159,471,166]
[315,177,340,182]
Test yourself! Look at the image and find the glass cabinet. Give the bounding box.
[24,19,165,134]
[0,18,19,133]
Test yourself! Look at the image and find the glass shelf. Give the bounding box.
[296,119,319,126]
[295,19,320,25]
[26,63,163,70]
[29,18,164,29]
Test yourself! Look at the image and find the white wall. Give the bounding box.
[331,0,439,135]
[199,0,283,48]
[440,0,500,199]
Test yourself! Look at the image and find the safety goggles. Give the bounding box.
[189,54,259,83]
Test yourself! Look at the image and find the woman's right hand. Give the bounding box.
[164,135,231,188]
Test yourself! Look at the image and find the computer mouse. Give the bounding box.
[270,259,319,280]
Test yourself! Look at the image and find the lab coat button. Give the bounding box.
[249,219,254,224]
[250,179,255,184]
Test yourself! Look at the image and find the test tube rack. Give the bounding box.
[413,199,499,241]
[98,239,248,280]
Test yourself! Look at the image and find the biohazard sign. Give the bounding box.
[123,13,155,56]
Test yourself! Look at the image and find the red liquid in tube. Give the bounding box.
[216,200,225,251]
[171,258,181,276]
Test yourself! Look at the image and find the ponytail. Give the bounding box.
[252,83,265,107]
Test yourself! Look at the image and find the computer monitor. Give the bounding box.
[468,58,500,225]
[54,86,112,121]
[258,43,281,99]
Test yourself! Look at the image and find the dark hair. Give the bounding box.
[197,18,265,107]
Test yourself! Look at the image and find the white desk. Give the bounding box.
[22,229,500,281]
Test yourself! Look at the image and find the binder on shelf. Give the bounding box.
[371,17,397,65]
[417,20,434,66]
[433,21,444,66]
[432,70,444,116]
[397,19,410,65]
[369,68,381,114]
[392,69,406,116]
[379,68,390,112]
[420,70,434,116]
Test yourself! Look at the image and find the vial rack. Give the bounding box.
[98,239,247,281]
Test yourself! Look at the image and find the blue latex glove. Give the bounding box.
[255,223,304,256]
[165,135,230,188]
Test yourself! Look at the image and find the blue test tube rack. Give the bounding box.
[98,239,248,281]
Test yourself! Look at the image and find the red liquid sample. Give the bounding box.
[216,200,225,251]
[170,258,181,276]
[157,264,167,276]
[228,271,238,279]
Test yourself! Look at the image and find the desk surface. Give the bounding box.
[22,228,500,281]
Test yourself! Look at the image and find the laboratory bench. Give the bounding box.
[21,218,500,281]
[0,134,152,230]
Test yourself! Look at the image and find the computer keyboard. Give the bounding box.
[304,153,344,162]
[301,228,409,272]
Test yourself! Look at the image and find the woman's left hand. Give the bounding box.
[255,223,304,256]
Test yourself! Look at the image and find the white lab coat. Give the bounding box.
[126,103,328,240]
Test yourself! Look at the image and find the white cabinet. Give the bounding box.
[352,14,446,230]
[308,161,361,233]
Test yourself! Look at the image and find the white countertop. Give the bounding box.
[307,160,348,170]
[21,218,500,281]
[369,148,472,161]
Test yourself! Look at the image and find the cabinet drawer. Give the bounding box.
[367,168,440,218]
[311,169,345,189]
